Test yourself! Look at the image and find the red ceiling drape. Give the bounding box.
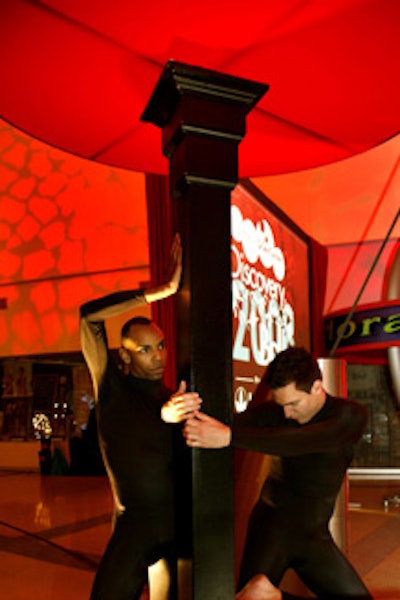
[1,0,399,177]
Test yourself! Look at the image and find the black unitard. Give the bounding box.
[80,290,188,600]
[233,395,372,600]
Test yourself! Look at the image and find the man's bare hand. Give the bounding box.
[168,232,182,294]
[144,233,182,304]
[161,380,202,424]
[183,411,232,448]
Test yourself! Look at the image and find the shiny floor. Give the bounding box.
[0,471,399,600]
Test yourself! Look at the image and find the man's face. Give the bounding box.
[122,323,167,380]
[272,380,324,424]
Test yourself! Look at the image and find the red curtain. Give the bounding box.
[309,238,328,357]
[145,173,178,390]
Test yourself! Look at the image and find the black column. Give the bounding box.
[142,61,267,599]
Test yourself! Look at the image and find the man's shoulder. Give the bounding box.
[328,394,364,409]
[327,394,368,422]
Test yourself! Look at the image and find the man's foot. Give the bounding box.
[235,574,282,600]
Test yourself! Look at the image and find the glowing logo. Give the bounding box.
[232,205,285,282]
[231,203,295,411]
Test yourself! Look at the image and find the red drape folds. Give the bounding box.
[145,173,178,390]
[309,237,328,357]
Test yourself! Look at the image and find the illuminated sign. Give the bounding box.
[231,184,310,412]
[325,300,400,353]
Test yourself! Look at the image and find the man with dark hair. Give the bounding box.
[80,235,202,600]
[184,346,372,600]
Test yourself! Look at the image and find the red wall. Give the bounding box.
[0,119,150,356]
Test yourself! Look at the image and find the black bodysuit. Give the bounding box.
[233,395,372,600]
[80,290,186,600]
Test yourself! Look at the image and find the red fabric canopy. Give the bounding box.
[0,0,399,177]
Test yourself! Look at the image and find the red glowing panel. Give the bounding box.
[42,312,64,346]
[1,1,399,176]
[30,282,56,313]
[251,134,400,247]
[324,241,398,315]
[0,119,149,356]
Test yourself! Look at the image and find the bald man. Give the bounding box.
[80,236,201,600]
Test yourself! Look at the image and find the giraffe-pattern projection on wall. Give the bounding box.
[0,119,149,356]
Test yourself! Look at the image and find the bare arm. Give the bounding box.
[143,233,182,304]
[80,233,182,322]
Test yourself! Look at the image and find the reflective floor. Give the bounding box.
[0,470,399,599]
[0,472,111,600]
[347,480,400,599]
